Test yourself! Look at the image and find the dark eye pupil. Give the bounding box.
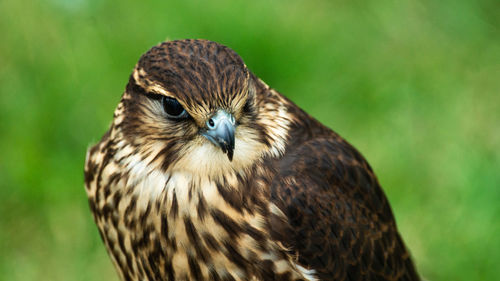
[162,97,185,117]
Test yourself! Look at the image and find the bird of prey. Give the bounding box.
[84,39,420,281]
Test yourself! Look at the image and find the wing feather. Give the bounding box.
[270,137,420,281]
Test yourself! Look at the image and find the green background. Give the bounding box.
[1,0,499,280]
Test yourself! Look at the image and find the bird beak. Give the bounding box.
[202,110,236,161]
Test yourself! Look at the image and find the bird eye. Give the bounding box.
[161,96,187,119]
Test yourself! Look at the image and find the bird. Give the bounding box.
[84,39,420,281]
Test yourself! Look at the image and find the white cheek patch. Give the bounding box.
[172,128,266,177]
[266,103,291,158]
[177,142,227,174]
[233,126,267,164]
[255,89,293,159]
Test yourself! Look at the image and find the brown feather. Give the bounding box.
[84,39,420,281]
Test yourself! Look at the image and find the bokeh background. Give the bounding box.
[1,0,499,280]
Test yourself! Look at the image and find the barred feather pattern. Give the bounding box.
[84,39,420,281]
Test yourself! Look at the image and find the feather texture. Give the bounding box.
[84,39,420,281]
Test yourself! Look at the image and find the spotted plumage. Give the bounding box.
[84,39,420,281]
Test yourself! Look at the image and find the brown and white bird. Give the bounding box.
[84,39,420,281]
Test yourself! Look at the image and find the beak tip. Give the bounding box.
[222,141,234,162]
[202,110,236,161]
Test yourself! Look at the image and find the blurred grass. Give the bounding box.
[0,0,499,280]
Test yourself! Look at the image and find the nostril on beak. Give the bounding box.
[202,110,236,161]
[207,118,215,129]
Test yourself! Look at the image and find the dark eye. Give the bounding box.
[162,96,187,119]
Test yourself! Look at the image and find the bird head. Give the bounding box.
[113,39,287,176]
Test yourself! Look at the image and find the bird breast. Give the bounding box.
[89,149,312,280]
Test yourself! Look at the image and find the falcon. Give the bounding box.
[84,39,420,281]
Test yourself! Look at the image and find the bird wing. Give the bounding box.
[270,136,420,281]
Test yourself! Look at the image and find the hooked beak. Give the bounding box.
[201,110,236,161]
